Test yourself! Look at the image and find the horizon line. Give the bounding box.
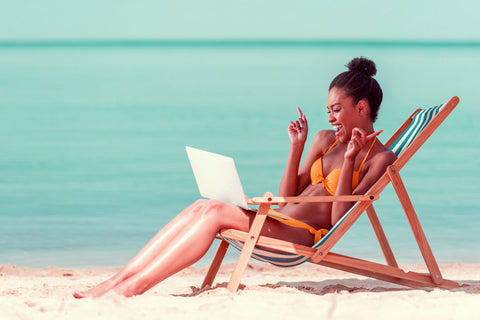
[2,38,480,48]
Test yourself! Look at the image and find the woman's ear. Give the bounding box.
[357,99,371,118]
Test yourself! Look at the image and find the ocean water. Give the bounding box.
[0,42,479,269]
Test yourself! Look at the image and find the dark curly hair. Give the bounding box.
[329,57,383,122]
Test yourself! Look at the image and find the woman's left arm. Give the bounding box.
[331,129,395,225]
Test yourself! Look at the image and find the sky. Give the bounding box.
[0,1,478,41]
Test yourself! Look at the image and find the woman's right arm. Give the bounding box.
[279,129,333,203]
[278,108,333,205]
[278,107,308,202]
[278,142,305,199]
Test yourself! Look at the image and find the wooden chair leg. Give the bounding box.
[201,239,230,289]
[320,252,460,289]
[366,205,398,267]
[387,165,444,285]
[227,200,271,292]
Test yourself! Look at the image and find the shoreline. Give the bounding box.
[1,263,479,319]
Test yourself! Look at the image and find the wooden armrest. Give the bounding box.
[247,194,379,205]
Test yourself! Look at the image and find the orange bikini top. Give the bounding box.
[310,137,376,195]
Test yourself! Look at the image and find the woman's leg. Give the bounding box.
[72,203,199,298]
[111,202,246,296]
[74,200,253,298]
[74,199,313,298]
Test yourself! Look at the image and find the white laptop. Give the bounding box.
[185,146,252,210]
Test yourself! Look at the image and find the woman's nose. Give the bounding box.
[328,113,335,123]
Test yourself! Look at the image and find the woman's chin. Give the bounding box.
[336,132,349,143]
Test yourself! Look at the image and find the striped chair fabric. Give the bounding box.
[389,104,443,156]
[222,103,445,267]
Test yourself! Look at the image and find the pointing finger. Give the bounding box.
[296,106,304,119]
[367,130,383,140]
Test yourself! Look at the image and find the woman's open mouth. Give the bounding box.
[333,125,343,136]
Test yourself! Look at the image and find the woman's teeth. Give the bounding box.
[334,125,342,135]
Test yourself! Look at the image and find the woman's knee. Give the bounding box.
[189,199,230,219]
[187,199,250,230]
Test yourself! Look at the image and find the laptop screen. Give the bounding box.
[186,146,250,210]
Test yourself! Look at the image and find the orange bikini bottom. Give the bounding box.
[267,209,329,243]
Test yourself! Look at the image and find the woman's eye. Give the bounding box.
[328,108,340,114]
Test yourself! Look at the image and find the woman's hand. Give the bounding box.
[288,107,308,146]
[344,128,382,161]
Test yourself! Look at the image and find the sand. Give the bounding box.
[0,262,479,320]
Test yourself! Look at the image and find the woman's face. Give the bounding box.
[326,87,360,143]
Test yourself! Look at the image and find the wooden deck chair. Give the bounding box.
[202,96,462,292]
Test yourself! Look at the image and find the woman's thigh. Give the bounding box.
[205,201,314,247]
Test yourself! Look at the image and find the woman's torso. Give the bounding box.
[276,130,388,229]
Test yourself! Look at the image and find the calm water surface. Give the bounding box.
[0,42,478,268]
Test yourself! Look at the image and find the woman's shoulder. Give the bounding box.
[372,141,397,167]
[313,130,337,145]
[309,130,336,159]
[310,130,337,153]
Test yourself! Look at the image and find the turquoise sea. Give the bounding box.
[1,41,479,269]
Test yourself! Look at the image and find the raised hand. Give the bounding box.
[344,128,382,161]
[288,107,308,145]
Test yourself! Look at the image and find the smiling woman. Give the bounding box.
[71,57,397,298]
[277,57,395,227]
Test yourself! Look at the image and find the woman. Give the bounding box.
[74,57,396,298]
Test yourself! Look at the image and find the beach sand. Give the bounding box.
[0,262,479,320]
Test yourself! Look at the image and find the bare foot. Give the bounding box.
[112,282,136,298]
[72,278,118,299]
[111,277,151,298]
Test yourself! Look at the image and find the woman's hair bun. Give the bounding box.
[347,57,377,77]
